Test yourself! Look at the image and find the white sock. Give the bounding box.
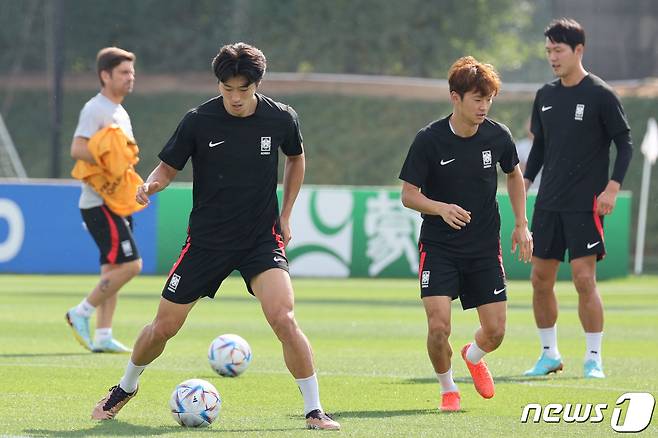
[119,361,146,393]
[538,326,560,359]
[465,342,486,364]
[436,368,458,394]
[75,298,95,318]
[94,328,112,345]
[585,332,603,364]
[295,373,322,416]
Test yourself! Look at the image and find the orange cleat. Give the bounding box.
[461,343,495,399]
[440,391,461,412]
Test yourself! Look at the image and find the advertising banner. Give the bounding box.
[0,181,627,279]
[156,185,630,280]
[0,182,158,274]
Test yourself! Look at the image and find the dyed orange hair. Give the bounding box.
[448,56,500,98]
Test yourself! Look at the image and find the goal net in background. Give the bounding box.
[0,113,27,179]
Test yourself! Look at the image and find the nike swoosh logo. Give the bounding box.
[541,105,553,112]
[587,241,600,249]
[440,159,455,166]
[273,256,286,263]
[208,140,225,147]
[493,288,506,295]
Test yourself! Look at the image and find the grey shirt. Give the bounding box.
[73,93,134,209]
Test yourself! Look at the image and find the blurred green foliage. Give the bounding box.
[0,0,550,81]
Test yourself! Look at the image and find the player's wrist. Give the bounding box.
[434,201,448,217]
[605,180,621,194]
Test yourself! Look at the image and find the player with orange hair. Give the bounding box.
[399,56,533,411]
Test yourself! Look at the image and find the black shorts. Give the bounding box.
[531,208,606,262]
[81,205,140,265]
[162,225,289,304]
[418,243,507,310]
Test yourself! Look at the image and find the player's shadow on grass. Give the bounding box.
[335,408,439,418]
[483,375,583,383]
[25,420,185,437]
[219,427,309,433]
[402,375,583,385]
[26,420,299,436]
[0,352,91,358]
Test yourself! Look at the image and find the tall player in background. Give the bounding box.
[66,47,141,353]
[523,18,633,378]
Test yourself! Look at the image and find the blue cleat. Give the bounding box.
[583,360,605,379]
[92,338,132,354]
[65,308,92,351]
[524,353,564,376]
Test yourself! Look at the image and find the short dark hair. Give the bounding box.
[544,18,585,51]
[448,56,500,98]
[211,42,267,85]
[96,47,135,87]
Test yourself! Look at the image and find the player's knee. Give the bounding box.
[269,311,298,341]
[572,271,596,294]
[127,259,142,277]
[427,321,451,344]
[150,319,182,342]
[531,269,553,291]
[117,259,141,278]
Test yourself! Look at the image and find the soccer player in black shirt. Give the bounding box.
[523,19,633,379]
[399,56,533,412]
[91,43,340,430]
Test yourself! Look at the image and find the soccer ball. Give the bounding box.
[169,378,221,427]
[208,333,252,377]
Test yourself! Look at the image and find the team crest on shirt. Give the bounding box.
[421,270,430,288]
[260,136,271,155]
[574,104,585,121]
[482,150,492,169]
[167,273,181,293]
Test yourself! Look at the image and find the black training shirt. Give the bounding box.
[525,74,631,211]
[159,94,303,250]
[399,116,519,258]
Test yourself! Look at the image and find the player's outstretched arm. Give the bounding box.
[506,165,533,262]
[400,181,471,230]
[136,161,178,206]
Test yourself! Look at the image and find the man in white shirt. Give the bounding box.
[65,47,141,353]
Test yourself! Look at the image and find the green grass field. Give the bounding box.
[0,275,656,437]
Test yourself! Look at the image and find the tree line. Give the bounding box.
[1,0,551,82]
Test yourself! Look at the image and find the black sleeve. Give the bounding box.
[498,125,520,173]
[524,136,544,182]
[524,91,544,181]
[610,130,633,185]
[399,130,431,188]
[158,112,196,170]
[529,90,544,141]
[280,106,304,156]
[600,88,631,139]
